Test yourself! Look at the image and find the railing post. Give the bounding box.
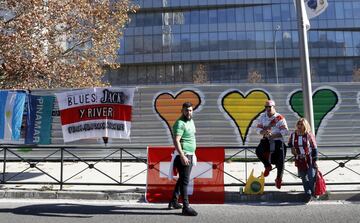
[2,147,6,183]
[120,148,123,183]
[60,147,64,190]
[245,148,247,184]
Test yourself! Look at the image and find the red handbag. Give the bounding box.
[315,170,326,196]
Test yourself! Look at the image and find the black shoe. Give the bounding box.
[182,207,198,216]
[168,200,182,209]
[304,194,312,203]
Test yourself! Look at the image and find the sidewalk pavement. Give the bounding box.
[0,159,360,203]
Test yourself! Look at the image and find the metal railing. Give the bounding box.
[0,145,360,190]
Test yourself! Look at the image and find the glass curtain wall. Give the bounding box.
[107,0,360,85]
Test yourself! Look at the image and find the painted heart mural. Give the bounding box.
[221,90,270,145]
[154,90,202,135]
[289,88,339,135]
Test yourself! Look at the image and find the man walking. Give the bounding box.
[168,102,198,216]
[255,100,289,189]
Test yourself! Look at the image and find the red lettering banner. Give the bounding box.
[60,104,132,125]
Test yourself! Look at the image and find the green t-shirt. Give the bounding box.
[173,117,196,154]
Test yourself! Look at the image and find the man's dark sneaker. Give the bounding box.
[182,207,198,216]
[304,194,312,203]
[168,200,182,209]
[264,166,272,177]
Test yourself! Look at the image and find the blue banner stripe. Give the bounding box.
[39,96,54,144]
[11,92,26,140]
[0,91,8,139]
[25,95,54,144]
[25,95,36,143]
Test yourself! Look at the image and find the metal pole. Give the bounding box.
[295,0,315,133]
[120,148,123,183]
[245,149,247,184]
[2,148,7,183]
[60,147,63,190]
[274,25,280,84]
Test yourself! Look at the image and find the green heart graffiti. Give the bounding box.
[289,89,339,135]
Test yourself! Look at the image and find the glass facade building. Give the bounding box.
[106,0,360,85]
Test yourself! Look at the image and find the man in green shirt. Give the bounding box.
[168,102,198,216]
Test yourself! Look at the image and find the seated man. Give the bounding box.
[255,100,289,189]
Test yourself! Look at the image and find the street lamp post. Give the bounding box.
[274,24,281,84]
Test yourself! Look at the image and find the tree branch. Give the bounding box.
[3,7,26,25]
[61,38,91,55]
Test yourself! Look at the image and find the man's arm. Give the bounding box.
[173,135,190,166]
[269,116,289,139]
[256,114,271,136]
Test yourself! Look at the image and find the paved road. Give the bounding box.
[0,199,359,223]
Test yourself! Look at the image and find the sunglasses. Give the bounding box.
[264,106,272,108]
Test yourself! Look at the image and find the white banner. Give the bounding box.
[304,0,328,19]
[55,87,135,142]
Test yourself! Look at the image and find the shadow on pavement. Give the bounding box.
[347,193,360,202]
[0,172,44,181]
[0,203,177,217]
[245,202,305,207]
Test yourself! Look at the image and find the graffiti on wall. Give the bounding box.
[287,87,340,135]
[154,89,203,138]
[219,89,270,145]
[152,86,342,146]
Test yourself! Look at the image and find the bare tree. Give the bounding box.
[352,66,360,82]
[193,63,208,84]
[311,66,318,82]
[0,0,137,89]
[247,69,263,83]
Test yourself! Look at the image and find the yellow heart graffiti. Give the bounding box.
[222,90,270,144]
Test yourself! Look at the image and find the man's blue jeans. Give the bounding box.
[298,164,316,196]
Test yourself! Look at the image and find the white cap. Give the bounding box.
[265,100,275,106]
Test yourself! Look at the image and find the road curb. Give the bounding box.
[226,191,360,203]
[0,189,359,203]
[0,190,144,201]
[325,191,360,201]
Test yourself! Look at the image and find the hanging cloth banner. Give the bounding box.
[293,0,328,30]
[0,91,26,143]
[25,95,55,144]
[304,0,328,19]
[55,87,135,142]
